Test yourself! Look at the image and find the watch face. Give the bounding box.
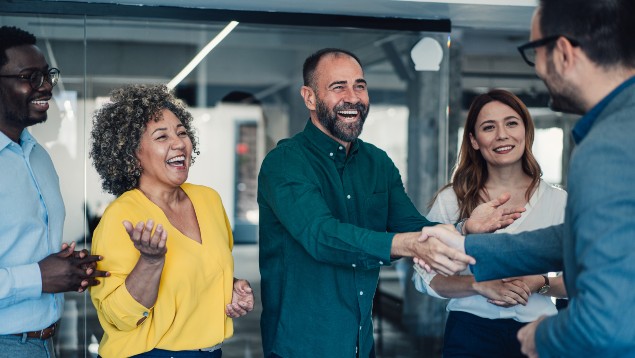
[538,285,550,294]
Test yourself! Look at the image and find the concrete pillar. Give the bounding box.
[447,37,463,180]
[399,33,451,357]
[406,33,450,209]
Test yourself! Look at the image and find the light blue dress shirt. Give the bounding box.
[0,129,65,334]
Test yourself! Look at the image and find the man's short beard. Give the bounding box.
[3,110,46,128]
[315,98,369,142]
[0,88,47,128]
[545,56,586,115]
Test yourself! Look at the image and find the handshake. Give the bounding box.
[393,193,524,276]
[392,224,472,276]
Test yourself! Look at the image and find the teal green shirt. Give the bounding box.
[258,120,434,357]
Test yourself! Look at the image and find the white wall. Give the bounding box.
[188,104,264,228]
[360,105,409,183]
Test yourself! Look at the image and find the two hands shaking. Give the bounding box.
[393,192,525,276]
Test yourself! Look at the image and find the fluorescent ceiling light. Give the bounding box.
[167,20,239,90]
[393,0,536,6]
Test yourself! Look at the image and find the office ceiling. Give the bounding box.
[3,0,544,105]
[49,0,538,31]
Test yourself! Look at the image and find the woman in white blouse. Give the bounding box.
[414,89,567,358]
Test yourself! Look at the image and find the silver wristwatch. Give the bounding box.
[538,275,550,294]
[455,218,468,235]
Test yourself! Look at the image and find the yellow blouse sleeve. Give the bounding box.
[89,201,153,331]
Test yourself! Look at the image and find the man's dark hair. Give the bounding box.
[302,48,363,89]
[539,0,635,68]
[0,26,37,69]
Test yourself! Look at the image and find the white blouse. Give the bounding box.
[414,180,567,322]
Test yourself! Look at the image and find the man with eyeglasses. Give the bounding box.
[0,26,108,358]
[417,0,635,357]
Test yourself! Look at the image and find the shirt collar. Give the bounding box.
[0,131,11,152]
[572,75,635,144]
[20,130,36,155]
[303,119,359,159]
[0,129,36,155]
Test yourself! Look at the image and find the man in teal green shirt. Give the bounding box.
[258,48,515,358]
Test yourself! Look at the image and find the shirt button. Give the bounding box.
[329,152,334,157]
[346,194,351,199]
[143,311,149,317]
[359,325,362,330]
[359,291,364,296]
[379,261,384,265]
[339,146,343,150]
[352,264,356,268]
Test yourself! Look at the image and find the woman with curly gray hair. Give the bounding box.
[89,84,254,358]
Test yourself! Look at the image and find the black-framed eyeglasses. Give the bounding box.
[517,35,580,67]
[0,68,60,89]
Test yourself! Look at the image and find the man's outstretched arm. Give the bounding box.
[392,226,475,276]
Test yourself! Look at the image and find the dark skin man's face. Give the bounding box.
[0,44,53,142]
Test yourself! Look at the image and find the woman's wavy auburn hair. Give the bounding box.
[436,89,541,220]
[90,84,199,196]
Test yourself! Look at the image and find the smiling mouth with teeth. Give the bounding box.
[166,155,186,166]
[338,110,358,118]
[494,146,514,152]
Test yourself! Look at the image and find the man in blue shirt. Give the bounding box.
[419,0,635,357]
[0,26,108,357]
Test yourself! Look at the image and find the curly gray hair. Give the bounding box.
[90,84,199,196]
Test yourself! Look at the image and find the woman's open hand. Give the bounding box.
[123,219,168,263]
[465,193,526,234]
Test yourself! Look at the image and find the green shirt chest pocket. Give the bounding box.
[364,191,389,231]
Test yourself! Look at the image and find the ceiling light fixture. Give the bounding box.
[167,20,239,90]
[411,37,443,71]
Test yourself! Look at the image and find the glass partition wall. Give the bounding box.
[2,9,454,358]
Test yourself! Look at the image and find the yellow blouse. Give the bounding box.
[90,183,234,357]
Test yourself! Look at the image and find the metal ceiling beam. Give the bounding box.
[380,41,414,82]
[3,0,451,32]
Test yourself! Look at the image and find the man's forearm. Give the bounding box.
[390,232,421,258]
[467,225,563,281]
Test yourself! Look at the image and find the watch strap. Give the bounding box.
[538,275,550,294]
